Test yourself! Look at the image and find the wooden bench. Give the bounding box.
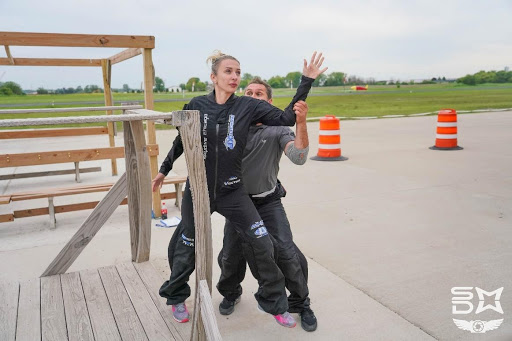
[0,175,187,228]
[0,144,160,182]
[0,127,110,181]
[0,105,144,182]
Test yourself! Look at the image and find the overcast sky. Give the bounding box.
[1,0,511,90]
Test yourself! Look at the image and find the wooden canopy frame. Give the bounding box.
[0,31,163,215]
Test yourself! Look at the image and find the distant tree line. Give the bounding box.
[179,71,355,92]
[266,72,350,88]
[0,81,25,96]
[457,70,512,85]
[4,68,510,97]
[36,85,104,94]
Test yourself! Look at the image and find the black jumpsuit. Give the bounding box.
[159,76,314,315]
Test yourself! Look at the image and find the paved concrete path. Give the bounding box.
[1,111,510,340]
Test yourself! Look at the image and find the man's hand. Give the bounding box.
[293,100,309,124]
[303,51,328,79]
[152,172,165,192]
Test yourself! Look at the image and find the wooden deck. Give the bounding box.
[0,262,190,341]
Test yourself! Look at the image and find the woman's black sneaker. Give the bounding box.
[300,308,317,332]
[219,296,241,315]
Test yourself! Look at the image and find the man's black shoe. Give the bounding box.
[300,308,317,332]
[219,297,241,315]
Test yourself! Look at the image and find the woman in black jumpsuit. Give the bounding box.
[154,51,327,327]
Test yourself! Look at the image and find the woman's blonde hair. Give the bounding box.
[206,50,239,75]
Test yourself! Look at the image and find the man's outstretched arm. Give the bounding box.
[285,100,309,165]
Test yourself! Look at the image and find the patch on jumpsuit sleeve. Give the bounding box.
[181,233,195,247]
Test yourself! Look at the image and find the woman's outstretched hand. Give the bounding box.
[303,51,328,79]
[152,172,165,192]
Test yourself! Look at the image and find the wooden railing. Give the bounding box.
[0,105,144,180]
[0,109,221,341]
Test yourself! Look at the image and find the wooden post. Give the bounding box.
[199,280,222,341]
[41,173,128,277]
[143,48,161,217]
[123,119,152,262]
[101,59,117,176]
[172,110,212,341]
[74,162,80,182]
[48,197,56,229]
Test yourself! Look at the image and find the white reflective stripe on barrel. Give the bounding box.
[318,144,342,149]
[436,134,458,139]
[437,122,458,127]
[319,130,340,136]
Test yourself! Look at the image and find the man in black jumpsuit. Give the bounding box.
[216,77,317,332]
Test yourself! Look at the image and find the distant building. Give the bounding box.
[167,86,181,93]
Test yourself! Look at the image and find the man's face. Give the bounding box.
[244,84,272,104]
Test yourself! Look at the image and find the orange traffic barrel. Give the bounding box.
[429,109,463,150]
[311,115,348,161]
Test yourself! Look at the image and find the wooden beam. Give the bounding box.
[6,176,184,201]
[173,110,212,341]
[199,280,222,341]
[60,272,95,340]
[124,120,152,262]
[97,266,148,340]
[0,280,19,340]
[0,144,159,168]
[8,192,179,220]
[131,120,152,262]
[79,269,122,340]
[40,276,67,340]
[102,59,118,176]
[0,214,14,222]
[41,173,128,276]
[0,32,155,48]
[14,203,98,218]
[16,279,41,340]
[116,263,174,339]
[0,167,101,181]
[109,48,141,65]
[0,127,108,139]
[143,48,161,218]
[133,262,187,340]
[4,45,14,64]
[0,105,142,115]
[0,57,101,67]
[12,188,112,203]
[143,49,155,138]
[0,111,170,127]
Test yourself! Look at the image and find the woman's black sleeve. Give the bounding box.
[158,103,188,175]
[158,131,183,175]
[253,75,315,126]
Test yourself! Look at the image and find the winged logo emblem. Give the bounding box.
[453,319,503,333]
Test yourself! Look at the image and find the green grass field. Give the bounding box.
[1,83,511,129]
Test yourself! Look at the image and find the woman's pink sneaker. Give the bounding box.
[274,311,297,328]
[172,302,189,323]
[258,305,296,328]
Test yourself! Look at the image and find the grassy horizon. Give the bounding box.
[1,83,511,129]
